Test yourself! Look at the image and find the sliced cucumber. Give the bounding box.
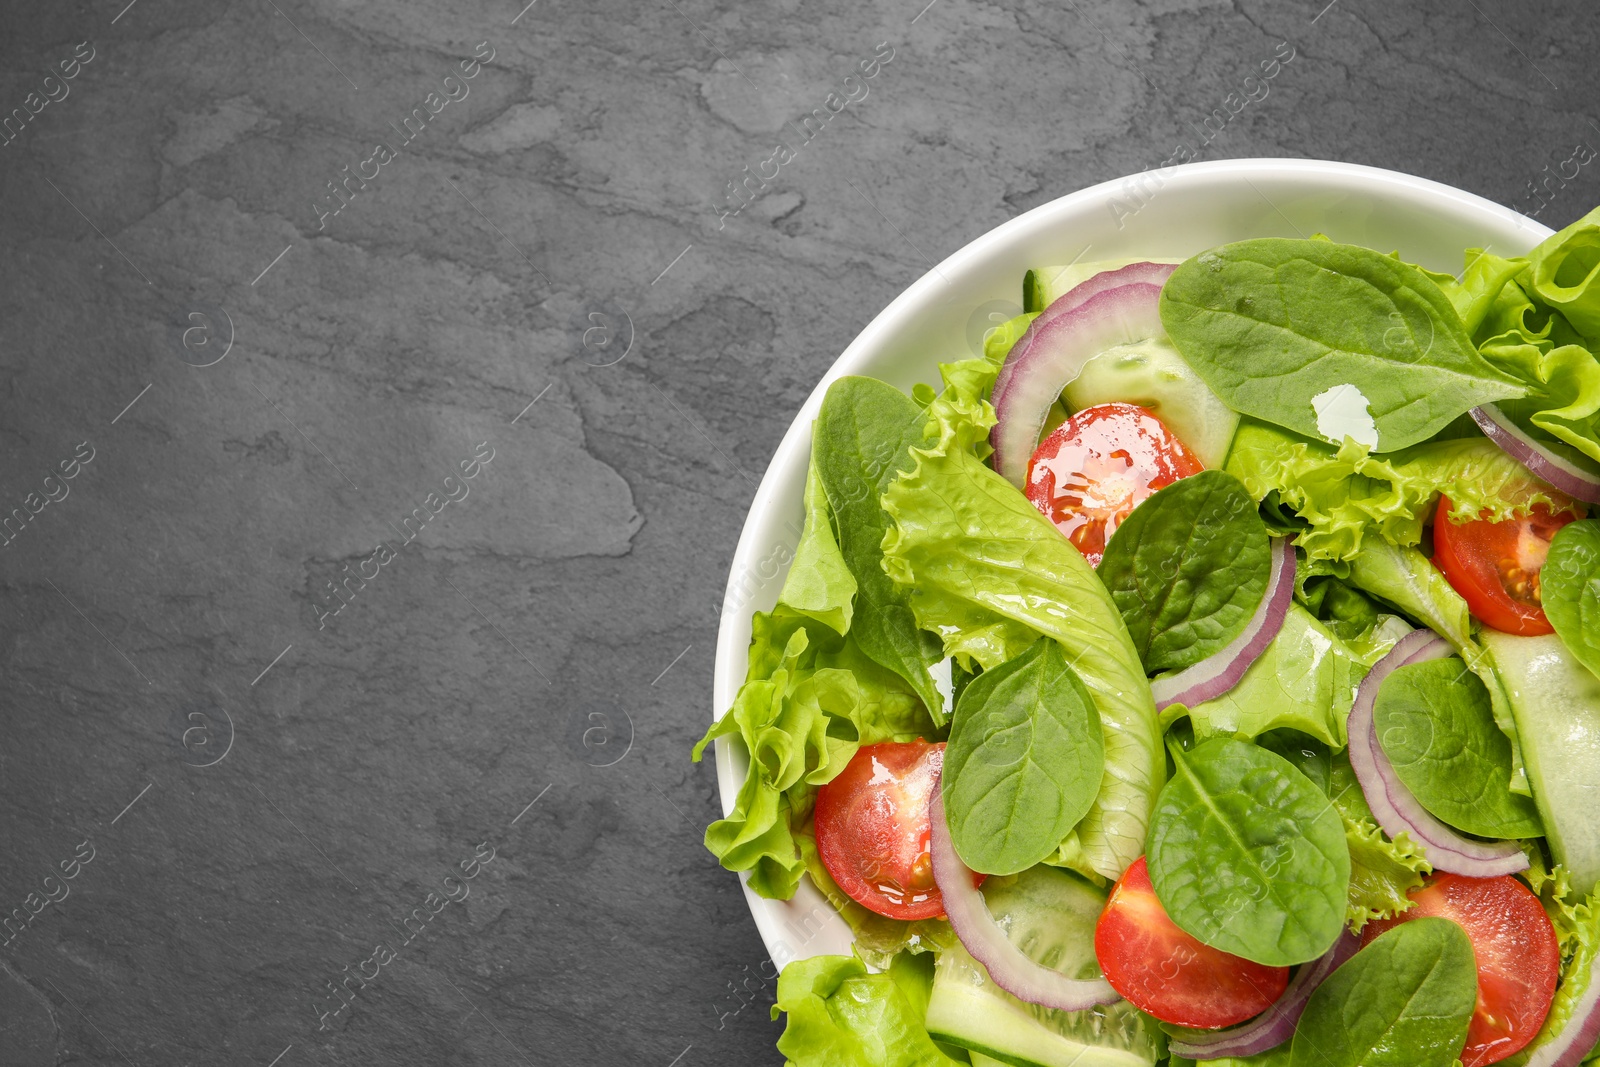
[1480,632,1600,895]
[1061,336,1239,469]
[925,866,1161,1067]
[1032,259,1181,306]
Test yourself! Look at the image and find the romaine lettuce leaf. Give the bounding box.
[773,953,969,1067]
[881,356,1163,881]
[1160,603,1388,749]
[783,450,857,636]
[1224,420,1580,563]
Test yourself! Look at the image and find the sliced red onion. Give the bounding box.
[1346,630,1530,876]
[1471,405,1600,504]
[928,772,1121,1011]
[1525,946,1600,1067]
[990,262,1179,488]
[1150,537,1296,711]
[1167,931,1361,1059]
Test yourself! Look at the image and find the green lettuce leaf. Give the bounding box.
[783,447,857,636]
[1330,755,1431,932]
[1445,228,1600,466]
[1160,603,1390,749]
[693,607,934,899]
[882,356,1163,881]
[1224,420,1580,563]
[773,953,969,1067]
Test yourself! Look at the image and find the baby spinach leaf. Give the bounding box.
[1146,737,1350,966]
[815,377,946,722]
[1374,657,1544,839]
[943,640,1106,875]
[1290,917,1477,1067]
[1161,238,1524,452]
[1543,519,1600,681]
[1098,471,1271,673]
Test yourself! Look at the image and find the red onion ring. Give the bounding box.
[1471,404,1600,505]
[1166,931,1362,1059]
[1525,945,1600,1067]
[1346,630,1529,876]
[990,262,1178,487]
[928,771,1121,1011]
[1150,536,1296,711]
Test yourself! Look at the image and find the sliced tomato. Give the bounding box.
[1093,856,1288,1028]
[813,740,967,920]
[1432,496,1578,635]
[1362,874,1559,1066]
[1025,403,1203,567]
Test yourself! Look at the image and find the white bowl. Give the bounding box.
[710,157,1552,970]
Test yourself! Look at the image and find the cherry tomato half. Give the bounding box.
[1363,874,1559,1067]
[1432,496,1578,635]
[1093,856,1289,1029]
[813,741,962,920]
[1025,403,1203,566]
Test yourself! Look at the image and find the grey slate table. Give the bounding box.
[0,1,1594,1064]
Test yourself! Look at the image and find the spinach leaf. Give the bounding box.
[1161,238,1524,452]
[1290,918,1477,1067]
[1375,657,1544,839]
[1098,471,1271,673]
[943,640,1105,875]
[815,377,946,722]
[779,447,858,636]
[1146,737,1349,966]
[1256,730,1332,795]
[1543,519,1600,681]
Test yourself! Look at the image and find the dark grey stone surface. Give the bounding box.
[0,0,1594,1064]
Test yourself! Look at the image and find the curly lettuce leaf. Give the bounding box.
[881,355,1162,882]
[1327,754,1431,932]
[772,953,969,1067]
[1224,420,1580,563]
[694,608,934,899]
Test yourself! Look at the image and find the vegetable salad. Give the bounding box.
[693,206,1600,1067]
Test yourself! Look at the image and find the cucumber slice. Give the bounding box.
[925,866,1161,1067]
[1480,632,1600,895]
[1061,337,1239,469]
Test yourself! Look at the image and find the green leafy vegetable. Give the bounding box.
[1146,738,1350,966]
[1098,471,1272,673]
[882,355,1163,882]
[773,953,968,1067]
[1162,603,1387,749]
[1290,918,1477,1067]
[693,611,933,898]
[1340,538,1532,795]
[943,640,1106,875]
[1374,657,1544,839]
[1225,420,1579,563]
[1160,238,1524,451]
[815,377,946,723]
[1544,519,1600,680]
[782,446,858,636]
[1327,755,1430,931]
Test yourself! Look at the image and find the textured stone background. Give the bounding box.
[0,0,1595,1064]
